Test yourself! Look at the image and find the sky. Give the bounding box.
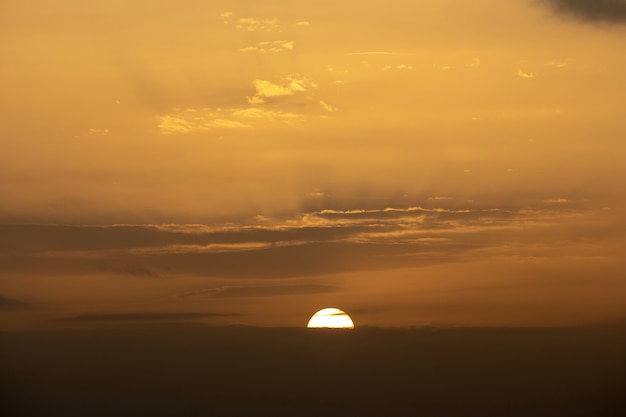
[1,0,625,330]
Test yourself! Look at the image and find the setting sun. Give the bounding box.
[307,308,355,329]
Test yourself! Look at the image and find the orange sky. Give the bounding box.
[1,0,625,329]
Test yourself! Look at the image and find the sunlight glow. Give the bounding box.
[307,308,355,329]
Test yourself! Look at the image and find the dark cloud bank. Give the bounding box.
[60,312,239,322]
[540,0,626,23]
[177,284,339,298]
[0,203,585,279]
[0,296,29,311]
[1,325,625,416]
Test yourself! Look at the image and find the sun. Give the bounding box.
[307,307,355,329]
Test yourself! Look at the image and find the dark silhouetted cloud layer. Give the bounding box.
[540,0,626,23]
[61,312,239,322]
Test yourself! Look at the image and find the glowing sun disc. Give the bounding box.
[307,308,355,329]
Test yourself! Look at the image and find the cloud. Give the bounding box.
[539,0,626,23]
[383,64,413,71]
[177,284,338,298]
[319,100,335,112]
[157,73,320,134]
[466,57,481,68]
[158,112,247,133]
[253,80,296,97]
[545,59,572,68]
[245,74,316,105]
[60,312,239,322]
[543,198,570,203]
[1,197,610,280]
[235,17,280,32]
[233,107,298,120]
[225,14,309,32]
[240,40,295,54]
[101,263,160,278]
[246,95,265,105]
[516,68,535,78]
[88,128,109,135]
[0,295,30,311]
[433,57,480,72]
[157,107,301,134]
[348,51,403,55]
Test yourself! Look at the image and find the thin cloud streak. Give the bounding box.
[60,312,239,322]
[348,51,405,55]
[177,284,339,298]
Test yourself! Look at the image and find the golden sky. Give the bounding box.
[1,0,625,329]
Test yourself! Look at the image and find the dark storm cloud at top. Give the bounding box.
[539,0,626,23]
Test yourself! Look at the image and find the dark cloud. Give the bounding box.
[60,312,239,322]
[540,0,626,23]
[0,240,475,279]
[0,295,30,311]
[99,263,161,278]
[0,223,374,254]
[177,284,339,298]
[114,241,473,279]
[0,200,608,280]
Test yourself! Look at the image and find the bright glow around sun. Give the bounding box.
[307,308,355,329]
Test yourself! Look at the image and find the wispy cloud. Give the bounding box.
[252,75,310,98]
[252,80,295,98]
[157,107,301,134]
[516,68,535,78]
[255,74,313,97]
[157,73,326,134]
[348,51,404,55]
[319,100,336,112]
[235,17,280,32]
[244,74,318,107]
[543,198,570,203]
[221,11,311,33]
[60,312,239,322]
[545,58,572,68]
[240,40,295,54]
[382,64,413,71]
[433,57,480,72]
[158,111,247,133]
[466,57,481,68]
[177,284,338,298]
[88,128,110,135]
[100,263,161,278]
